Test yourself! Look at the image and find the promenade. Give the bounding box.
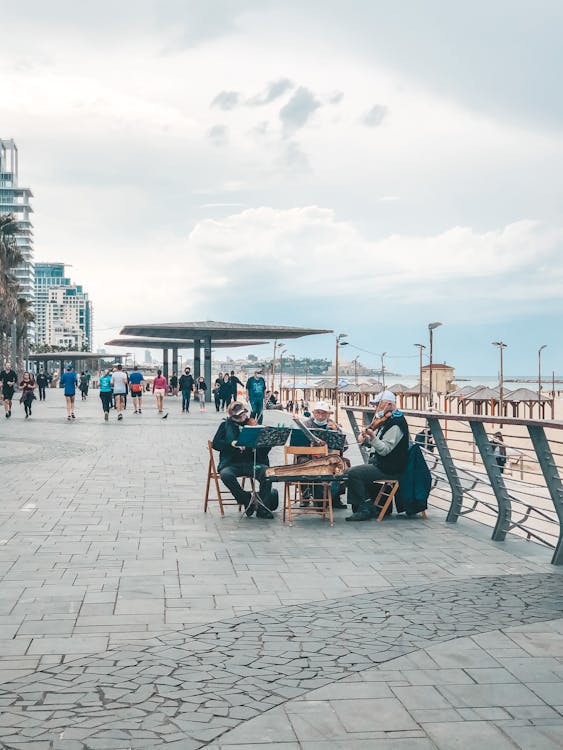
[0,391,562,749]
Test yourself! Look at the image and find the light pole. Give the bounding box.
[538,344,547,408]
[291,354,297,411]
[380,352,387,388]
[353,355,359,385]
[428,322,442,410]
[278,347,286,399]
[492,341,507,416]
[414,344,426,407]
[271,339,278,392]
[335,333,348,423]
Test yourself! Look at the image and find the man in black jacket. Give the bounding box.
[36,369,49,401]
[179,367,195,413]
[212,401,276,519]
[345,391,410,521]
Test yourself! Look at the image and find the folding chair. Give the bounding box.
[372,480,427,521]
[203,440,252,516]
[282,445,334,526]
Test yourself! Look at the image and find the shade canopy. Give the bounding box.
[105,337,269,349]
[27,351,125,362]
[119,320,332,341]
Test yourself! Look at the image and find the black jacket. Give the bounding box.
[370,414,410,475]
[212,418,270,470]
[395,444,432,514]
[179,373,194,391]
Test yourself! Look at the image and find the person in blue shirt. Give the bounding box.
[129,369,144,414]
[99,369,113,421]
[59,364,78,421]
[245,370,267,424]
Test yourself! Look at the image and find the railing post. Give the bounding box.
[470,422,512,541]
[527,425,563,565]
[427,417,464,523]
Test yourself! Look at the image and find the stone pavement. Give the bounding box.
[0,390,561,749]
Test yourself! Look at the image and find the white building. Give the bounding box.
[34,263,93,350]
[0,139,35,305]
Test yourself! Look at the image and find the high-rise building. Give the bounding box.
[34,263,93,351]
[0,139,34,303]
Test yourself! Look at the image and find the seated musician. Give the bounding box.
[345,390,410,522]
[211,401,278,519]
[299,401,348,510]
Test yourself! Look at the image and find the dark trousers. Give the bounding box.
[38,386,46,401]
[182,389,192,411]
[100,392,112,413]
[219,462,271,505]
[346,463,396,513]
[250,398,264,424]
[220,394,232,410]
[23,397,34,416]
[214,392,221,411]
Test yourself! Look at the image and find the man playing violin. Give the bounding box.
[211,401,278,519]
[345,390,410,522]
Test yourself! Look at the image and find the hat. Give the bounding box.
[369,389,396,405]
[312,401,333,413]
[228,401,248,417]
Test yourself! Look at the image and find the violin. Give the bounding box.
[363,409,394,434]
[246,416,259,426]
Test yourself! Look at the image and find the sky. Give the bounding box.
[1,0,562,376]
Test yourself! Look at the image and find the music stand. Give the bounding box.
[236,426,292,515]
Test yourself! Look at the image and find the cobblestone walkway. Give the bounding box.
[0,392,561,748]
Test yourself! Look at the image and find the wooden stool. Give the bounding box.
[282,445,334,527]
[204,440,253,516]
[372,480,427,521]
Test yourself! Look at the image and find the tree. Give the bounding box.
[0,214,23,363]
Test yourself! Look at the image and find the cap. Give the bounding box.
[312,401,333,413]
[228,401,248,417]
[369,389,396,405]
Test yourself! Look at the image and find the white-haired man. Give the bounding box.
[346,390,410,522]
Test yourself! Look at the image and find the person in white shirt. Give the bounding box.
[111,364,129,421]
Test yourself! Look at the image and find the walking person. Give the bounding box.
[219,373,232,411]
[152,369,168,416]
[196,375,207,412]
[170,372,178,397]
[59,364,78,421]
[213,372,223,412]
[19,372,36,418]
[229,370,244,402]
[129,367,144,414]
[36,369,48,401]
[246,370,267,424]
[1,362,18,419]
[111,363,128,421]
[79,372,89,400]
[490,431,507,473]
[178,367,195,413]
[99,369,113,421]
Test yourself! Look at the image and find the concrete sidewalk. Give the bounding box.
[0,390,561,748]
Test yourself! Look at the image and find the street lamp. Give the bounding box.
[492,341,507,416]
[414,344,426,406]
[353,355,359,385]
[335,333,348,422]
[380,352,387,389]
[428,323,442,410]
[538,344,547,408]
[278,347,287,398]
[271,339,278,392]
[291,354,297,412]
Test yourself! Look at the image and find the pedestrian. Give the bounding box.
[170,372,178,396]
[111,363,128,421]
[219,373,232,411]
[79,372,89,400]
[59,364,78,421]
[213,372,223,412]
[490,431,507,473]
[178,367,195,413]
[152,369,168,415]
[229,370,244,402]
[129,367,144,414]
[246,370,267,424]
[99,368,113,421]
[196,375,207,412]
[415,427,435,453]
[36,369,48,401]
[19,372,36,418]
[1,362,18,418]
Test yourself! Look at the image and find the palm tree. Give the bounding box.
[0,213,24,362]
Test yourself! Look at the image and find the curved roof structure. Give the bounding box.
[105,337,268,349]
[119,320,332,340]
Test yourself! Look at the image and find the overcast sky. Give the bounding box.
[2,0,562,375]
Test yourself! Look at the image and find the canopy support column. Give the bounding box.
[194,339,201,379]
[172,347,178,379]
[204,336,212,402]
[162,348,169,380]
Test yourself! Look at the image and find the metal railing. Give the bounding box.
[343,406,563,565]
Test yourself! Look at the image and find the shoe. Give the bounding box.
[345,511,372,522]
[104,412,109,421]
[8,410,11,418]
[25,414,29,419]
[71,413,75,419]
[118,413,123,421]
[256,507,274,519]
[242,493,255,517]
[162,412,168,419]
[182,409,185,413]
[4,413,8,418]
[139,409,142,413]
[67,415,71,421]
[332,499,348,510]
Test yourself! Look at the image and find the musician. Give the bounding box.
[345,390,410,521]
[299,401,348,509]
[211,401,277,519]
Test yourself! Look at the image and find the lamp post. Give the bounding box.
[492,341,507,416]
[271,339,278,392]
[380,352,387,389]
[353,355,359,385]
[428,322,442,410]
[291,354,297,412]
[278,347,286,400]
[335,333,348,423]
[538,344,547,408]
[414,344,426,407]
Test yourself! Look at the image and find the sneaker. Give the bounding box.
[7,410,11,418]
[4,413,8,418]
[139,409,142,413]
[118,413,123,421]
[71,413,76,419]
[162,412,168,419]
[104,412,109,421]
[256,507,274,519]
[25,414,29,419]
[67,415,71,421]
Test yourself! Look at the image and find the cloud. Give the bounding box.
[329,91,344,105]
[211,90,241,110]
[207,124,228,146]
[277,142,310,173]
[279,87,321,135]
[248,78,294,106]
[362,104,388,127]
